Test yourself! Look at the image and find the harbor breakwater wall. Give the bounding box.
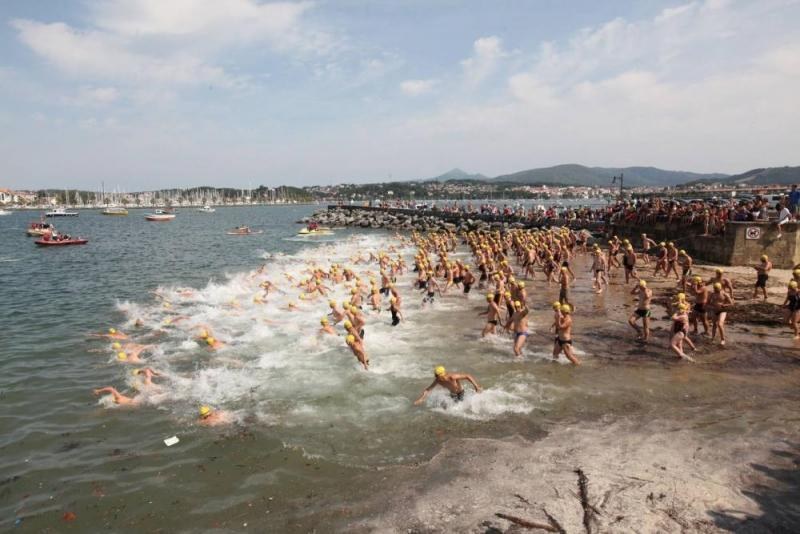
[610,220,800,269]
[309,206,800,268]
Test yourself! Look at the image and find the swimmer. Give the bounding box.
[669,303,696,361]
[133,367,161,387]
[388,296,403,326]
[690,277,710,336]
[709,283,734,345]
[622,245,639,284]
[678,250,693,291]
[93,386,139,405]
[319,317,338,336]
[461,265,476,295]
[706,268,734,299]
[591,247,608,293]
[345,334,369,370]
[753,255,772,301]
[480,293,502,337]
[413,365,482,405]
[665,243,680,280]
[118,343,155,363]
[628,280,652,341]
[328,300,346,324]
[783,281,800,339]
[198,405,231,426]
[552,304,580,365]
[509,300,530,358]
[558,266,571,306]
[89,327,129,340]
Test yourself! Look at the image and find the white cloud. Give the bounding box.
[400,79,437,96]
[79,86,120,104]
[12,19,236,88]
[10,0,335,94]
[461,36,507,85]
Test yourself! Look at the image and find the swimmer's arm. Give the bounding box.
[454,374,482,393]
[413,383,437,405]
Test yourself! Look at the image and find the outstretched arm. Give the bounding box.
[413,381,438,405]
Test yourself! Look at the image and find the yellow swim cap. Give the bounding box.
[514,300,522,308]
[346,334,355,344]
[504,291,511,297]
[434,365,446,376]
[108,328,116,334]
[486,293,494,300]
[350,288,357,294]
[679,250,686,255]
[320,317,328,325]
[794,269,800,276]
[199,405,211,418]
[329,300,336,307]
[677,292,686,300]
[206,337,215,345]
[660,242,666,247]
[761,255,768,261]
[552,301,561,310]
[199,329,209,339]
[117,352,127,361]
[518,282,525,288]
[560,304,572,314]
[790,281,798,289]
[112,342,121,350]
[715,268,723,274]
[639,280,647,287]
[713,282,723,290]
[343,320,352,329]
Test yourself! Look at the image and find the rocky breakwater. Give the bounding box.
[301,207,522,233]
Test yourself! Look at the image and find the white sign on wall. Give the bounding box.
[745,227,762,240]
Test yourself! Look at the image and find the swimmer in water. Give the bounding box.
[552,303,580,365]
[628,280,652,341]
[413,365,482,405]
[115,343,155,363]
[319,317,338,336]
[345,334,369,370]
[328,300,346,324]
[93,386,140,405]
[388,296,403,326]
[133,367,161,387]
[196,328,225,350]
[509,300,530,358]
[89,327,128,340]
[198,405,230,426]
[480,293,502,337]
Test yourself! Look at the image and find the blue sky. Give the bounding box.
[1,0,799,190]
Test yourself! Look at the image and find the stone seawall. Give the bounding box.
[307,205,605,233]
[610,220,800,268]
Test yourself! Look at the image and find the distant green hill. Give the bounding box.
[431,168,489,182]
[491,164,728,187]
[684,166,800,186]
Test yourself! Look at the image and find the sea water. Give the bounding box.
[1,205,799,531]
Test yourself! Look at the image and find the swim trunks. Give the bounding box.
[555,337,572,346]
[635,309,651,318]
[450,390,465,402]
[756,273,768,288]
[463,283,472,294]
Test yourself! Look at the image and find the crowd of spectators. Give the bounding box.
[364,188,799,235]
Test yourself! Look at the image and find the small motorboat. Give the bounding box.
[298,225,334,236]
[197,205,216,214]
[145,210,176,222]
[226,225,263,235]
[27,221,55,236]
[35,234,88,246]
[45,207,79,217]
[101,206,128,216]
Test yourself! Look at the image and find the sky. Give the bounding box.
[1,0,799,190]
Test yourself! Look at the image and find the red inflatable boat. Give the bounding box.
[35,237,88,246]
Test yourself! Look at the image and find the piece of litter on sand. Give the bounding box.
[164,436,180,447]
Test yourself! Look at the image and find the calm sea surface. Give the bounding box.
[1,206,798,532]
